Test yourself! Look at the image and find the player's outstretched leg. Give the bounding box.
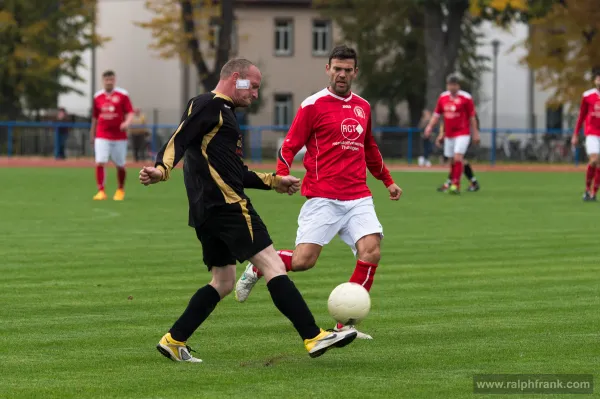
[93,163,107,200]
[113,166,126,200]
[235,249,293,302]
[449,159,463,194]
[437,157,452,192]
[334,233,380,340]
[592,166,600,200]
[113,142,127,201]
[157,265,233,363]
[583,157,598,201]
[251,245,357,358]
[464,162,480,192]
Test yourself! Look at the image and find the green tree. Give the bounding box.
[0,0,103,120]
[317,0,488,126]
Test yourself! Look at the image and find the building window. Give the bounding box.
[274,19,293,56]
[312,20,331,56]
[274,94,293,126]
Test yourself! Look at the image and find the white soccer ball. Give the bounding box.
[327,282,371,325]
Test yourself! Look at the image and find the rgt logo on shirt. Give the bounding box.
[340,118,364,141]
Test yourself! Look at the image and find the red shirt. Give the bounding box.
[434,90,475,138]
[276,88,394,201]
[93,88,134,140]
[574,88,600,137]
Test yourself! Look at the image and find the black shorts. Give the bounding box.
[194,201,273,270]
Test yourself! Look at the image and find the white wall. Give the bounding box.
[59,0,183,124]
[476,21,552,132]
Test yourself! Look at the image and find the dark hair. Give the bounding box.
[446,74,460,85]
[102,70,115,78]
[593,70,600,79]
[328,45,358,68]
[220,58,255,78]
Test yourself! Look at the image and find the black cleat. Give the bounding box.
[437,184,449,193]
[468,182,480,192]
[582,191,596,201]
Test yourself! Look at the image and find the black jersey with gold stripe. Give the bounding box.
[154,91,281,226]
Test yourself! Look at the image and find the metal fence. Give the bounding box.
[0,121,585,165]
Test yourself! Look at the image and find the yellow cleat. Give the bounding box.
[113,188,125,201]
[93,190,107,200]
[449,184,460,195]
[304,328,357,358]
[156,333,202,363]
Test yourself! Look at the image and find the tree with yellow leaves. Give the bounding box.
[472,0,599,110]
[523,1,600,109]
[136,0,234,93]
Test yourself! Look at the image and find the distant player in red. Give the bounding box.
[235,45,402,339]
[572,72,600,201]
[90,70,134,201]
[424,75,481,194]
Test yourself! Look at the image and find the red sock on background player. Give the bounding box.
[452,160,463,186]
[586,163,596,193]
[96,165,105,191]
[593,166,600,195]
[117,167,126,189]
[252,250,293,277]
[335,259,378,329]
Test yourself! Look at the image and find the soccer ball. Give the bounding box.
[327,282,371,325]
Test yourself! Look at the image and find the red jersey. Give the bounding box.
[434,90,475,138]
[574,88,600,137]
[276,88,394,201]
[93,88,134,140]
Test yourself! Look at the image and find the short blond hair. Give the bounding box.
[220,58,254,79]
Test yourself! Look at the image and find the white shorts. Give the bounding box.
[296,197,383,256]
[444,135,471,158]
[585,136,600,155]
[94,138,128,167]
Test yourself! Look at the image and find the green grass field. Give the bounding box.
[1,168,599,399]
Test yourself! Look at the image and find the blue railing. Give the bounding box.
[0,121,582,165]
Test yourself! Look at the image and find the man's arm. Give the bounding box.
[573,96,587,139]
[154,99,220,181]
[89,118,97,142]
[468,99,480,144]
[424,97,443,137]
[276,104,313,176]
[364,118,394,188]
[90,99,98,143]
[243,167,282,190]
[121,95,135,130]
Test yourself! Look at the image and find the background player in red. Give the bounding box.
[572,71,600,201]
[90,70,134,201]
[424,75,480,194]
[235,45,402,339]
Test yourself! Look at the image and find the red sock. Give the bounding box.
[452,160,463,186]
[336,259,378,329]
[96,165,105,191]
[117,167,126,189]
[253,250,293,277]
[593,167,600,195]
[349,259,378,292]
[585,164,596,192]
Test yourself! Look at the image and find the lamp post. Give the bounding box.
[491,39,501,166]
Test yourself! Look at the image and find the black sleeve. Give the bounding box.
[154,99,221,181]
[242,165,281,190]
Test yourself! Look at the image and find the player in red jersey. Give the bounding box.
[235,45,402,339]
[572,72,600,201]
[90,70,134,201]
[424,75,481,194]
